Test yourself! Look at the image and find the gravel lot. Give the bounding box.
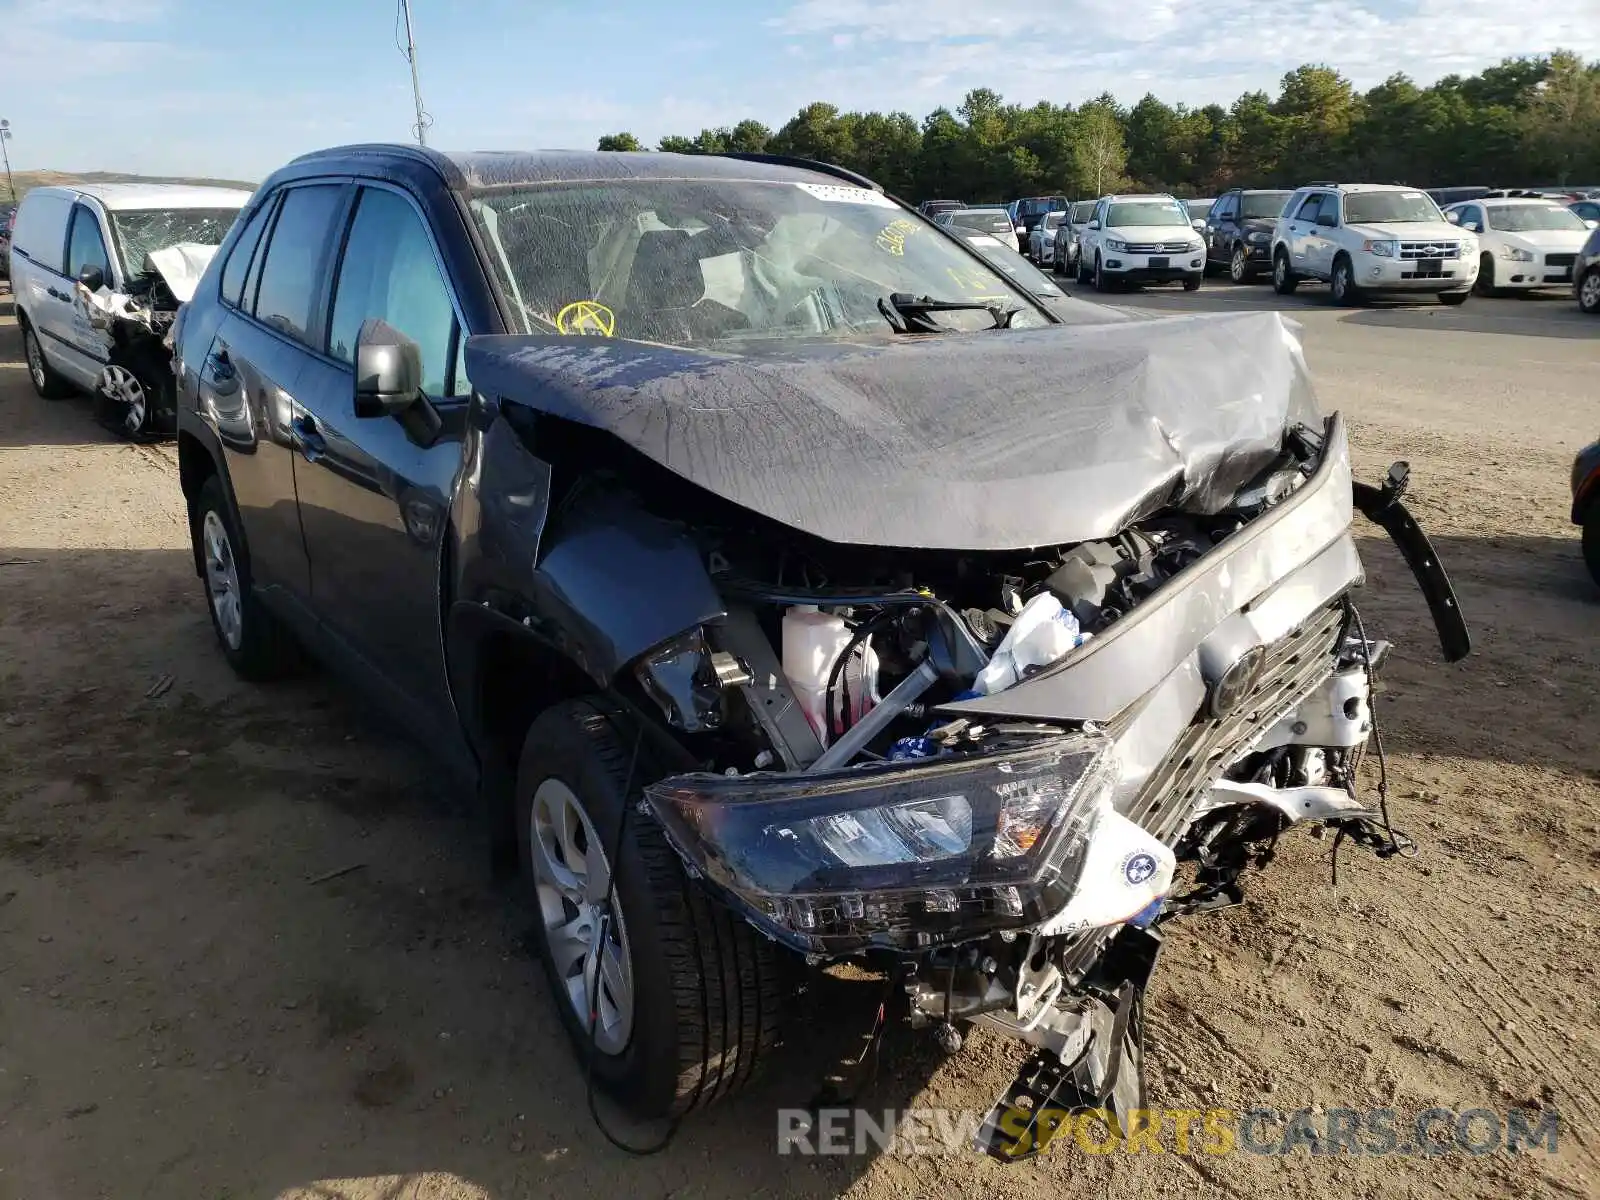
[1,278,1596,1200]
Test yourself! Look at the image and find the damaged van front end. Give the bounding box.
[459,305,1468,1151]
[79,244,217,438]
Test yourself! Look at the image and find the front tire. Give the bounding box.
[1475,253,1499,297]
[1578,267,1600,314]
[1272,250,1299,294]
[1329,255,1363,305]
[1437,290,1470,306]
[517,698,786,1119]
[1230,245,1254,283]
[21,321,74,399]
[96,358,172,439]
[192,475,302,680]
[1094,253,1111,292]
[1182,274,1202,292]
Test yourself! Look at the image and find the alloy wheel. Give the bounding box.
[1231,247,1248,283]
[529,777,635,1055]
[25,329,46,391]
[1332,261,1350,302]
[1579,269,1600,313]
[100,365,148,435]
[202,509,244,651]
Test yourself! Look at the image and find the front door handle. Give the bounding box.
[291,414,326,462]
[47,287,67,301]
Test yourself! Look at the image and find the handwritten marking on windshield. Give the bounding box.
[555,300,616,337]
[875,219,921,256]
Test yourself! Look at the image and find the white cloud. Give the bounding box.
[770,0,1600,110]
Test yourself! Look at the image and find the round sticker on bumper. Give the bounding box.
[1123,852,1157,885]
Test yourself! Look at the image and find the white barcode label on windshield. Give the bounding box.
[794,182,898,208]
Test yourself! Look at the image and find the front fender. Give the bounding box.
[448,397,725,688]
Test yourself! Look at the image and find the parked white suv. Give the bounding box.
[1271,183,1477,305]
[1441,197,1592,296]
[9,182,251,433]
[1075,193,1206,292]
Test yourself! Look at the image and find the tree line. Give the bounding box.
[596,51,1600,200]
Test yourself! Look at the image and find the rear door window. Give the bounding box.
[66,205,112,282]
[251,184,347,347]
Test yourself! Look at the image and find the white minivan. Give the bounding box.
[8,183,251,434]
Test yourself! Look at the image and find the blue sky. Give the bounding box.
[4,0,1599,181]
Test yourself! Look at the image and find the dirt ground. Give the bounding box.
[1,281,1596,1200]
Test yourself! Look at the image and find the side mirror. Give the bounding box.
[353,317,423,418]
[1445,211,1461,224]
[1191,218,1206,231]
[77,264,105,292]
[1585,219,1598,230]
[1088,220,1101,230]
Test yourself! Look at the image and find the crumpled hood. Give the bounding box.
[464,311,1321,551]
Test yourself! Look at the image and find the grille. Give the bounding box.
[1399,240,1461,260]
[1545,253,1576,268]
[1057,602,1348,981]
[1122,241,1194,254]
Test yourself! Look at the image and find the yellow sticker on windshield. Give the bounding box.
[556,300,616,337]
[946,266,996,294]
[875,219,921,256]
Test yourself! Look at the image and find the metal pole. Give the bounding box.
[0,121,16,205]
[398,0,430,147]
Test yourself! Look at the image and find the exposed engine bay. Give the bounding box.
[526,414,1468,1158]
[460,308,1471,1158]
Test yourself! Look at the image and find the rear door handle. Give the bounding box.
[291,414,326,462]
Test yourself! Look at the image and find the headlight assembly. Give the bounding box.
[1106,238,1129,253]
[1247,230,1270,244]
[1499,246,1535,261]
[1362,239,1398,257]
[644,732,1116,951]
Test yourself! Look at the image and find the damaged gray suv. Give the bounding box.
[171,145,1469,1154]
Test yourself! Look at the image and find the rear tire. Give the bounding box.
[517,698,786,1120]
[1272,250,1299,295]
[21,320,75,399]
[192,475,303,680]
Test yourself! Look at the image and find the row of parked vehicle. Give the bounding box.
[919,184,1600,312]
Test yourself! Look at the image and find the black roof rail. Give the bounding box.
[1305,180,1340,187]
[713,152,885,193]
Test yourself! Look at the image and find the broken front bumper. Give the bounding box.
[649,416,1467,961]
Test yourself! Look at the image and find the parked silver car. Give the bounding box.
[1027,212,1068,264]
[1052,200,1099,275]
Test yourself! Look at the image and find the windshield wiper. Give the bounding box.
[877,292,1022,334]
